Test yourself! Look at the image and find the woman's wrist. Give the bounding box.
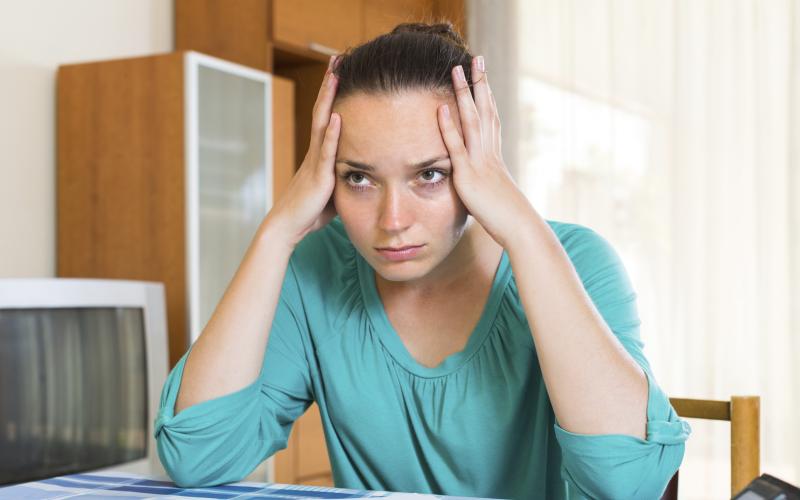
[257,213,300,254]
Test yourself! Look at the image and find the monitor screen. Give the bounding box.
[0,307,148,485]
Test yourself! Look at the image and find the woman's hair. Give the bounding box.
[332,21,476,101]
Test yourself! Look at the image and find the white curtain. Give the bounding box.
[468,1,800,498]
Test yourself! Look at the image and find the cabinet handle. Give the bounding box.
[308,42,338,56]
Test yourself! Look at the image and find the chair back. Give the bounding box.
[660,396,760,500]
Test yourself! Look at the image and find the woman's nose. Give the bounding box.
[378,187,413,233]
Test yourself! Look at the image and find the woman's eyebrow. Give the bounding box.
[336,156,450,172]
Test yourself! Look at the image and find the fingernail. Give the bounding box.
[328,55,335,71]
[454,65,466,84]
[328,73,337,88]
[476,56,484,73]
[442,104,450,119]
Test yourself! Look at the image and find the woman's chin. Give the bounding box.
[363,252,432,283]
[371,259,426,281]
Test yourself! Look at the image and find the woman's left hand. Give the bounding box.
[437,55,536,250]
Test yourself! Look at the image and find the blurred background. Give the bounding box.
[471,1,800,498]
[0,1,797,498]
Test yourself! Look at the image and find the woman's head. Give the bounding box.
[331,22,480,287]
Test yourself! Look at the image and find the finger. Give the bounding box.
[471,56,493,149]
[316,112,341,175]
[489,90,502,155]
[451,64,483,158]
[309,56,339,151]
[437,104,470,170]
[472,56,496,157]
[312,55,336,111]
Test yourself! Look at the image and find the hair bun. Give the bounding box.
[390,21,467,50]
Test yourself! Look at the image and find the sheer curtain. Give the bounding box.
[468,1,800,498]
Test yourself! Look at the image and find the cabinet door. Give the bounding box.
[188,53,272,344]
[273,0,363,55]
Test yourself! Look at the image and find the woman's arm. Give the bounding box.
[506,209,648,439]
[436,55,647,439]
[174,218,294,414]
[438,54,685,497]
[156,243,315,487]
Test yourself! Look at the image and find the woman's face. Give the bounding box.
[332,90,469,286]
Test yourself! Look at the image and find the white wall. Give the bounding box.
[0,0,173,277]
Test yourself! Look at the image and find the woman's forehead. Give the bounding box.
[334,91,461,162]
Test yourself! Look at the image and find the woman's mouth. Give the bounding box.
[375,244,425,261]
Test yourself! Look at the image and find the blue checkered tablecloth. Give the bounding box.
[0,471,502,499]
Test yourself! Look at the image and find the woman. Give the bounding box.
[155,22,690,499]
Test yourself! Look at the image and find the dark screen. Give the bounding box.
[0,307,148,485]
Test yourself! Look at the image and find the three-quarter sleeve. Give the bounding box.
[552,226,691,500]
[153,258,315,488]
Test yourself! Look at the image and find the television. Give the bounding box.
[0,278,170,485]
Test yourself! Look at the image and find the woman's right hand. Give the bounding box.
[266,55,342,249]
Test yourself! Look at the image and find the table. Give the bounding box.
[0,471,502,499]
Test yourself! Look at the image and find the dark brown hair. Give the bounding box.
[332,21,476,101]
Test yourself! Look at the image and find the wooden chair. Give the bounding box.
[660,396,760,500]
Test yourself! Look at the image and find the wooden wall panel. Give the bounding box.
[274,403,332,484]
[273,0,363,54]
[273,62,327,175]
[271,76,296,202]
[434,0,466,38]
[295,404,332,479]
[362,0,436,41]
[57,53,188,368]
[175,0,272,71]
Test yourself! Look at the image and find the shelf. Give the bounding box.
[272,40,331,68]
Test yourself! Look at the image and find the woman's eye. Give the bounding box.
[340,172,371,191]
[419,169,448,186]
[349,173,367,184]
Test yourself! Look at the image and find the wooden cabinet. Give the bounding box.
[273,0,363,55]
[176,0,465,72]
[57,52,295,368]
[57,50,296,484]
[175,0,272,71]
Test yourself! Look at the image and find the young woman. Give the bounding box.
[155,22,690,499]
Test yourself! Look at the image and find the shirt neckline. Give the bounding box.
[356,246,512,378]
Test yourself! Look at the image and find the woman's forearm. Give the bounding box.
[174,215,296,415]
[507,208,648,439]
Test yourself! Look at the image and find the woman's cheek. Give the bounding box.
[332,182,351,210]
[332,184,368,223]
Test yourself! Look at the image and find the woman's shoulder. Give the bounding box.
[541,219,636,311]
[545,219,615,253]
[545,218,596,241]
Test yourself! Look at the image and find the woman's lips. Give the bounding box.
[376,244,425,261]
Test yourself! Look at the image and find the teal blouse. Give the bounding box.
[154,217,691,499]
